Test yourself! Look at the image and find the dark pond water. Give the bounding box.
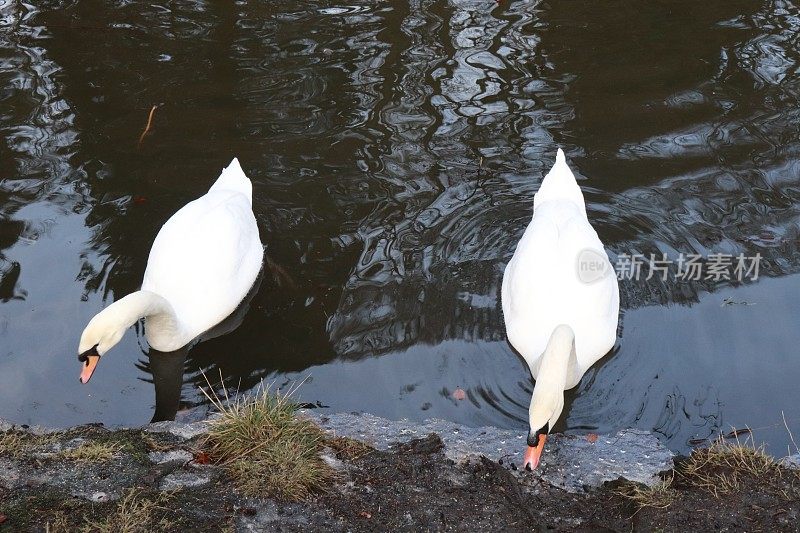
[2,0,800,455]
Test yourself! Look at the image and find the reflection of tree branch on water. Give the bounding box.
[0,261,26,303]
[327,0,800,360]
[17,0,800,390]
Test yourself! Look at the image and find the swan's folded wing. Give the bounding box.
[142,190,262,335]
[502,202,619,369]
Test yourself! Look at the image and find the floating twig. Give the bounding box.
[265,255,298,289]
[782,410,799,456]
[724,428,751,440]
[689,427,752,447]
[721,296,755,307]
[138,104,159,148]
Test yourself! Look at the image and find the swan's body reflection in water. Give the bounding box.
[140,270,264,423]
[145,347,187,422]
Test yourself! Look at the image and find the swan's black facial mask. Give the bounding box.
[527,422,550,447]
[78,345,99,363]
[78,345,101,384]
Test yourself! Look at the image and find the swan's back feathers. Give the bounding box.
[502,148,619,382]
[208,157,252,202]
[533,148,586,217]
[141,159,263,346]
[142,190,263,338]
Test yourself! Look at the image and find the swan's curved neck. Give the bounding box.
[103,290,185,346]
[533,325,579,392]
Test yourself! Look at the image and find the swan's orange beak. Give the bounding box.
[79,355,100,384]
[523,434,547,470]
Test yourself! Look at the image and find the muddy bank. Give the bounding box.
[0,413,798,532]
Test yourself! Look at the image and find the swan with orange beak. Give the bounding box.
[77,158,263,384]
[501,148,619,470]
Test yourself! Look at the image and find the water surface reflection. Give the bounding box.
[0,0,799,455]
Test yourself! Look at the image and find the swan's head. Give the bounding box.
[77,312,126,384]
[524,388,564,470]
[522,325,573,470]
[525,422,549,471]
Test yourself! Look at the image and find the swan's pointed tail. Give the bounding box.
[555,147,567,166]
[533,147,586,213]
[209,157,253,200]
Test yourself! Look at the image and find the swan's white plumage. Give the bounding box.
[141,158,263,351]
[502,148,619,389]
[79,158,263,357]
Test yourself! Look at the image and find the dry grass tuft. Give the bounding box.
[60,441,122,463]
[0,431,27,459]
[81,489,174,533]
[679,435,790,497]
[200,379,336,501]
[0,431,58,459]
[0,430,121,463]
[615,475,676,510]
[141,433,173,453]
[44,512,71,533]
[326,435,373,460]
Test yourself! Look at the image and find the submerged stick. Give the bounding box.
[782,410,799,456]
[138,105,159,148]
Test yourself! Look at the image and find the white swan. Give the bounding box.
[501,148,620,469]
[77,158,263,383]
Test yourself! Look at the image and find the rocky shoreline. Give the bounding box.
[305,411,674,492]
[1,412,798,531]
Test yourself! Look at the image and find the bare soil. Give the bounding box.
[1,431,799,532]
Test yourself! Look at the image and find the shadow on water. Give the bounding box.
[1,0,800,454]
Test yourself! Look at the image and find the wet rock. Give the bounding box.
[30,437,88,460]
[320,448,346,471]
[24,458,137,502]
[397,434,445,455]
[0,417,59,436]
[0,459,25,490]
[234,499,344,532]
[146,420,209,440]
[159,471,210,491]
[26,424,64,436]
[304,411,674,492]
[540,430,674,492]
[90,491,110,502]
[781,453,800,469]
[148,449,193,465]
[0,429,144,501]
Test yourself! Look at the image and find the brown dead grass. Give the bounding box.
[141,433,173,453]
[81,489,175,533]
[679,436,798,498]
[60,441,122,463]
[326,435,374,460]
[615,475,676,510]
[0,431,58,459]
[44,512,71,533]
[0,430,122,463]
[200,380,336,501]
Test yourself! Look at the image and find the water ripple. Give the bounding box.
[1,0,800,453]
